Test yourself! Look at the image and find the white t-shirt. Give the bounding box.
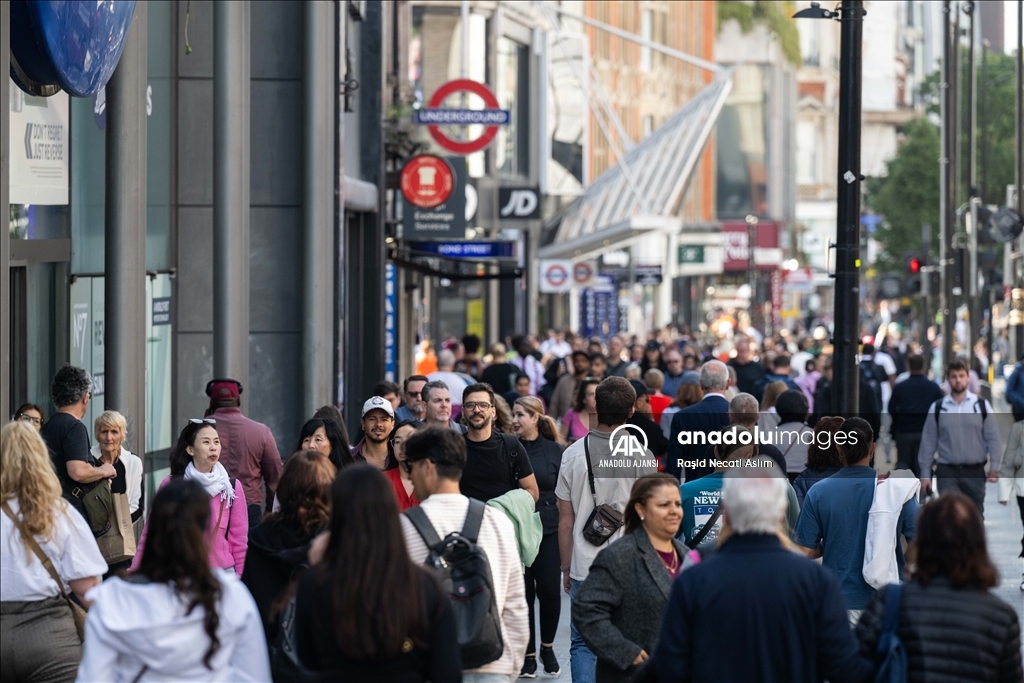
[1,497,107,601]
[554,430,657,581]
[870,352,897,410]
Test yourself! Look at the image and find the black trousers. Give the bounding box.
[935,463,987,516]
[894,432,923,478]
[524,532,561,655]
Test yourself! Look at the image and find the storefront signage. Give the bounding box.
[384,263,397,382]
[410,241,516,259]
[634,265,663,286]
[152,297,172,326]
[579,275,618,339]
[721,220,782,272]
[498,186,541,220]
[418,79,510,155]
[403,156,466,238]
[401,155,455,208]
[9,84,69,205]
[677,245,705,264]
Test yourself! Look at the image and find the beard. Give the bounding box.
[467,414,492,430]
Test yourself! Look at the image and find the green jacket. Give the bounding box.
[487,488,543,568]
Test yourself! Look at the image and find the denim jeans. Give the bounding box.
[568,578,597,683]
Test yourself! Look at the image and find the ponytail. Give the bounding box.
[537,415,562,446]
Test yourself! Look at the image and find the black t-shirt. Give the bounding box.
[728,359,766,396]
[460,432,534,503]
[40,412,93,513]
[480,363,519,395]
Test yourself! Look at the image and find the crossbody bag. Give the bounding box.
[581,436,624,546]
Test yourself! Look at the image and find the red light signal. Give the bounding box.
[908,257,921,274]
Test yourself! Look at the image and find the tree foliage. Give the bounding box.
[718,1,801,67]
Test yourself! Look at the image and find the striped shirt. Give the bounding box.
[400,493,529,677]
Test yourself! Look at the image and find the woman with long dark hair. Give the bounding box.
[855,492,1022,681]
[132,420,248,575]
[295,464,460,681]
[560,377,600,443]
[511,396,564,678]
[77,479,270,682]
[385,420,423,511]
[242,450,335,645]
[297,418,353,472]
[791,416,846,507]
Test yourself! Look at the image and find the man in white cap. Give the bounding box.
[351,395,396,470]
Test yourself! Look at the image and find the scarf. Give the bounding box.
[184,461,236,507]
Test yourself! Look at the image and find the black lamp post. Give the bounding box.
[794,1,866,415]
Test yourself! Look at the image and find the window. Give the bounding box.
[494,37,530,178]
[796,120,818,185]
[641,8,653,73]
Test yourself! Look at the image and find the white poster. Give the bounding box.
[9,82,70,205]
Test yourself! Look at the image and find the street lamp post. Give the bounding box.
[795,1,866,415]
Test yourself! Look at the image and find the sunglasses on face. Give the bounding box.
[407,391,422,398]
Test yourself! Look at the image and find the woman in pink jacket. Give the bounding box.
[132,419,248,575]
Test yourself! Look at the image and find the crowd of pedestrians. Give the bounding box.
[1,324,1022,682]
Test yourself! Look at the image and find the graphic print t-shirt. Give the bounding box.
[678,471,726,546]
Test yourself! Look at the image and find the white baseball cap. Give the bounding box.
[361,395,395,419]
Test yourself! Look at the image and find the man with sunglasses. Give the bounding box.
[662,348,687,399]
[395,375,428,422]
[460,383,539,504]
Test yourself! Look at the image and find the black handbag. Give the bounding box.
[580,436,624,546]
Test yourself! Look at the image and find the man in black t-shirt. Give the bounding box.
[460,382,539,503]
[728,338,766,396]
[39,365,115,515]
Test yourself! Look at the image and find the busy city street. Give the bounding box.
[2,1,1024,683]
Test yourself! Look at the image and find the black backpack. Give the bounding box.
[404,499,504,669]
[859,360,885,410]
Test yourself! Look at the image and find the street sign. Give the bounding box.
[418,79,510,155]
[401,155,455,208]
[409,241,516,259]
[573,261,596,287]
[634,265,662,286]
[783,267,815,294]
[677,245,705,265]
[498,186,541,220]
[403,156,466,238]
[384,263,397,381]
[540,259,572,293]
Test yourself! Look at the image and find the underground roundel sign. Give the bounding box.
[416,79,511,155]
[401,155,455,208]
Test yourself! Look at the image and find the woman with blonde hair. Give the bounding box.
[91,411,144,572]
[1,421,107,683]
[512,396,565,677]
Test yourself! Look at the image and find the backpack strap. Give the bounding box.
[404,506,443,549]
[977,398,987,421]
[498,432,520,487]
[461,498,486,544]
[933,399,943,429]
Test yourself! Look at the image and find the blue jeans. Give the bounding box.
[569,579,596,683]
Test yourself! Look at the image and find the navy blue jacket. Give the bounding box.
[888,375,945,436]
[652,534,873,683]
[666,394,730,481]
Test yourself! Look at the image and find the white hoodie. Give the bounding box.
[76,570,270,682]
[862,471,920,590]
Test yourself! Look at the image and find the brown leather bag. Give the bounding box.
[580,437,624,546]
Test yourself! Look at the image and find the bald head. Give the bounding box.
[700,360,729,393]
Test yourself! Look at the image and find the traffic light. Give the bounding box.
[903,251,923,296]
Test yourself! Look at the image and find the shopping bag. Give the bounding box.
[96,493,137,564]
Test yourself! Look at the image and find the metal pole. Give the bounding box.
[940,1,954,368]
[1015,0,1023,359]
[965,1,977,364]
[0,1,9,422]
[105,3,147,457]
[831,0,864,416]
[213,1,251,393]
[303,1,335,417]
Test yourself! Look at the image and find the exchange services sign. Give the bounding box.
[9,84,69,205]
[403,156,467,239]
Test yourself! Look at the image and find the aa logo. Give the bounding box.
[609,424,649,458]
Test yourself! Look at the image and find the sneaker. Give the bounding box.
[520,656,537,679]
[540,646,561,677]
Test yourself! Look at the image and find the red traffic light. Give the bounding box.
[908,257,921,274]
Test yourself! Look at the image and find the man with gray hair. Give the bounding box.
[40,364,116,517]
[428,348,470,415]
[699,392,789,475]
[652,472,872,682]
[667,360,732,481]
[422,380,467,433]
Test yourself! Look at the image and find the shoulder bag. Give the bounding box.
[581,437,624,546]
[1,501,88,642]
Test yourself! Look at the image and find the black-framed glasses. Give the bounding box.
[189,418,217,425]
[463,401,492,411]
[17,414,42,426]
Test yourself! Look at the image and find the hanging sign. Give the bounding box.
[401,154,455,208]
[540,260,572,293]
[417,79,510,155]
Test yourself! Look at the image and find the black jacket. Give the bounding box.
[520,435,563,535]
[856,579,1022,683]
[573,529,687,683]
[810,377,882,440]
[651,534,873,683]
[666,395,731,481]
[241,518,320,644]
[888,375,945,436]
[628,412,669,458]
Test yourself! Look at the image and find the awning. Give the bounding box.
[539,74,732,261]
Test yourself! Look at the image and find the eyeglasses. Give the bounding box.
[17,415,42,426]
[463,401,492,411]
[189,418,217,425]
[407,391,422,398]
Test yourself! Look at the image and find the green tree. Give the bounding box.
[718,1,801,67]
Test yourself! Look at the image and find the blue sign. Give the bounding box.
[416,109,511,125]
[11,0,137,97]
[410,241,516,259]
[384,263,397,382]
[579,275,618,339]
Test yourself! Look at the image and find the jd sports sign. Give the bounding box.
[498,186,541,220]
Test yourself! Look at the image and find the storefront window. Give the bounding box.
[716,64,768,219]
[494,37,529,178]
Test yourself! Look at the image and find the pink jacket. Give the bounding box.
[131,476,248,575]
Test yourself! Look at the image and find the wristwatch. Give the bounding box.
[559,566,570,573]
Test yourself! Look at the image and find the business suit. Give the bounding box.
[667,394,730,481]
[571,529,687,683]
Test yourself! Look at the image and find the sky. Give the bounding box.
[1008,1,1021,55]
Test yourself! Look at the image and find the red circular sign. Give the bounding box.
[573,262,594,284]
[427,79,503,155]
[544,263,568,287]
[401,155,455,208]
